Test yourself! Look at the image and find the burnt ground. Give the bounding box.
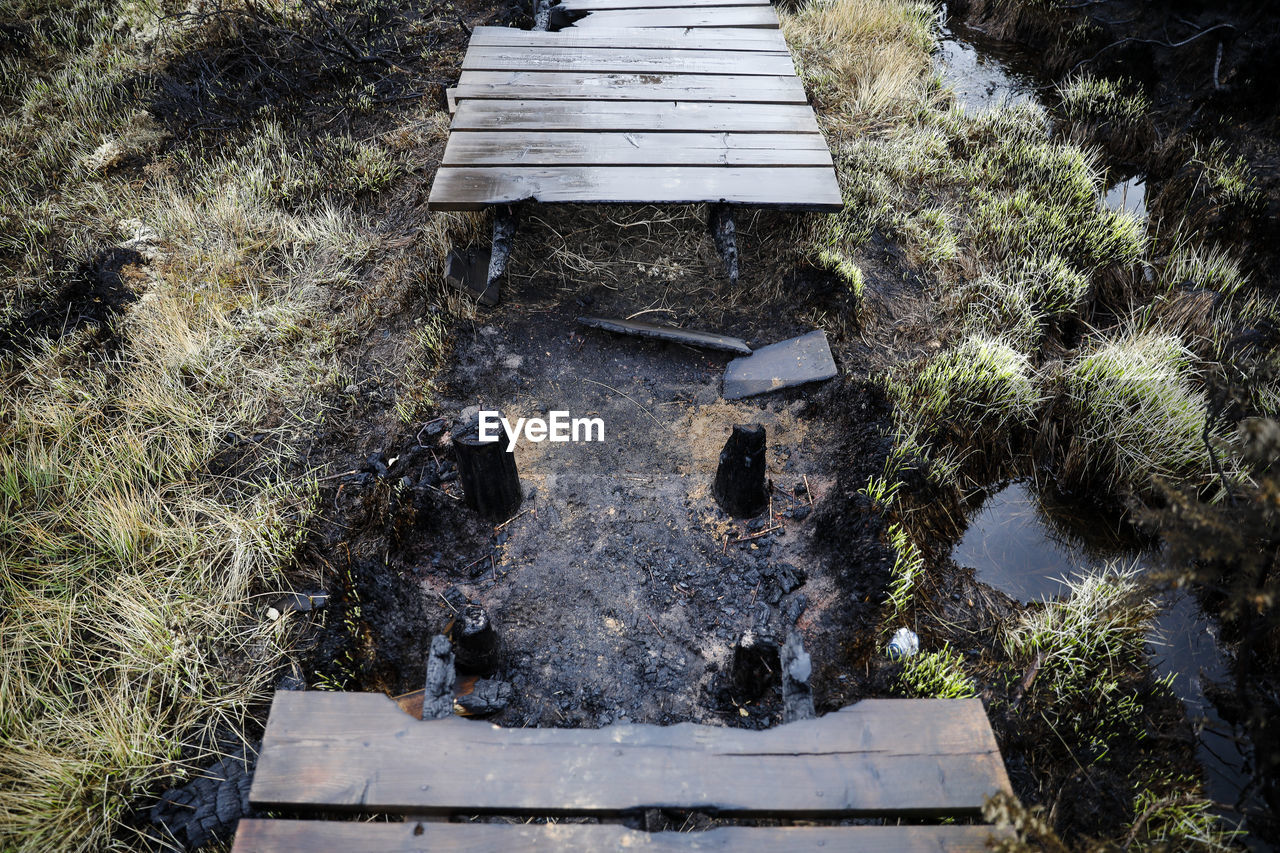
[294,210,901,730]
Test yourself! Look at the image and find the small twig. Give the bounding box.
[494,507,533,531]
[315,469,359,483]
[1071,23,1237,73]
[581,378,663,427]
[424,482,462,502]
[646,613,665,637]
[730,524,783,544]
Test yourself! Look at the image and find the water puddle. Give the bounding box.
[954,479,1258,836]
[935,10,1041,112]
[1105,174,1148,218]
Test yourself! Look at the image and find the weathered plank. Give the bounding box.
[442,132,833,167]
[568,8,779,28]
[450,72,808,108]
[560,0,771,10]
[427,165,844,210]
[468,25,788,51]
[461,45,794,75]
[577,315,752,353]
[249,694,1012,816]
[233,821,1012,853]
[450,100,818,133]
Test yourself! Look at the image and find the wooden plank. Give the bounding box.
[577,315,753,353]
[428,166,843,209]
[561,0,770,10]
[461,45,794,75]
[451,72,809,106]
[441,132,832,167]
[468,24,788,51]
[249,694,1012,815]
[449,100,819,133]
[234,820,1013,853]
[568,8,779,28]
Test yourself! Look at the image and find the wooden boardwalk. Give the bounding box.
[428,5,842,211]
[232,692,1014,851]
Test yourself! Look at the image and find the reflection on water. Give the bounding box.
[953,480,1258,837]
[935,13,1041,112]
[1105,175,1148,218]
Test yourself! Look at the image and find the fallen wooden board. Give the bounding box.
[569,8,779,27]
[442,132,832,167]
[427,165,844,210]
[450,100,818,133]
[723,329,838,399]
[577,315,752,354]
[233,821,1013,853]
[461,46,794,75]
[250,693,1013,816]
[560,0,770,10]
[449,72,808,109]
[468,25,788,51]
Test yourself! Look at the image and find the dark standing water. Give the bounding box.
[1105,174,1148,219]
[936,13,1041,112]
[953,480,1258,839]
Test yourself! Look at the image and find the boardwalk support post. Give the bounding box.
[485,204,519,296]
[713,423,768,518]
[708,203,739,286]
[452,410,523,521]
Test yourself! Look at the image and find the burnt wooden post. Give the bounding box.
[781,632,815,723]
[708,204,739,286]
[730,629,779,700]
[422,635,457,720]
[713,423,768,518]
[452,603,500,675]
[452,411,522,521]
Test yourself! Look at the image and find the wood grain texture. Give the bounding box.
[249,694,1012,815]
[427,165,844,209]
[450,72,808,107]
[568,8,779,28]
[449,99,818,132]
[442,132,832,167]
[233,821,1013,853]
[461,45,794,75]
[468,25,788,51]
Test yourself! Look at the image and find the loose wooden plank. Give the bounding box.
[568,8,779,28]
[442,131,832,167]
[450,72,808,107]
[428,166,843,209]
[561,0,770,10]
[249,694,1012,815]
[577,315,752,353]
[468,24,788,51]
[233,821,1012,853]
[450,100,818,133]
[461,45,794,75]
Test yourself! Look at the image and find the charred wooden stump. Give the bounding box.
[451,603,500,675]
[452,412,522,521]
[730,629,779,700]
[707,203,739,286]
[781,632,815,723]
[423,635,457,720]
[713,423,768,518]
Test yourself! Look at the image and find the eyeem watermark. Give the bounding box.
[477,410,604,451]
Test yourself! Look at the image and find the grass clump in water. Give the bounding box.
[898,645,977,698]
[1057,75,1148,127]
[889,334,1040,442]
[1061,332,1220,490]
